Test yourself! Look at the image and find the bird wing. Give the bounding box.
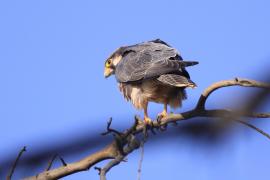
[115,40,198,83]
[157,74,196,88]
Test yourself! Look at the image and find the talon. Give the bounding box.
[158,103,168,121]
[158,110,167,119]
[144,116,152,125]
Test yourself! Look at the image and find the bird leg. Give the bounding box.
[143,104,152,124]
[158,103,168,119]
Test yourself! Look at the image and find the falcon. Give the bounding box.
[104,39,198,124]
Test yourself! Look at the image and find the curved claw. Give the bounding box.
[157,111,168,121]
[144,116,152,125]
[157,109,168,131]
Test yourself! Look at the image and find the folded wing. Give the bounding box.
[115,40,198,83]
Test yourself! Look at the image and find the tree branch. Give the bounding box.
[7,146,26,180]
[23,78,270,180]
[196,78,270,110]
[98,134,140,180]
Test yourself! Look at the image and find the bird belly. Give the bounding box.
[141,80,186,108]
[118,79,186,110]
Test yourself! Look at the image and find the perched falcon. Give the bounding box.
[104,39,198,124]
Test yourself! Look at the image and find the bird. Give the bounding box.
[104,39,198,124]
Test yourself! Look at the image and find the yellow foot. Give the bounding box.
[144,116,152,125]
[158,111,167,119]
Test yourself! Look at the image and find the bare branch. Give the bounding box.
[137,141,145,180]
[235,119,270,140]
[196,78,270,110]
[101,118,122,136]
[45,155,57,171]
[99,134,140,180]
[7,146,26,180]
[23,142,119,180]
[45,154,68,172]
[23,78,270,180]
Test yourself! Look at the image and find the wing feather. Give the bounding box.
[115,40,198,83]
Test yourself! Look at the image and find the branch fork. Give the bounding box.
[20,78,270,180]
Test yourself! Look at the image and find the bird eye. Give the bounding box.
[106,59,112,67]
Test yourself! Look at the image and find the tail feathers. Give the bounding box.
[157,74,196,88]
[180,61,199,67]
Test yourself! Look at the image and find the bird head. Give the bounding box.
[104,49,123,78]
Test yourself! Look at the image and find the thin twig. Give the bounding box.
[45,154,67,172]
[59,155,67,166]
[100,155,124,180]
[94,166,101,175]
[235,120,270,140]
[137,141,145,180]
[98,119,142,180]
[7,146,26,180]
[45,154,58,171]
[101,118,122,136]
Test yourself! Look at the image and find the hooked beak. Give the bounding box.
[104,68,113,78]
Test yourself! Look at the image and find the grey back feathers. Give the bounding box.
[114,39,198,85]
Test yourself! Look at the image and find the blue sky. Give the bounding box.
[0,0,270,179]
